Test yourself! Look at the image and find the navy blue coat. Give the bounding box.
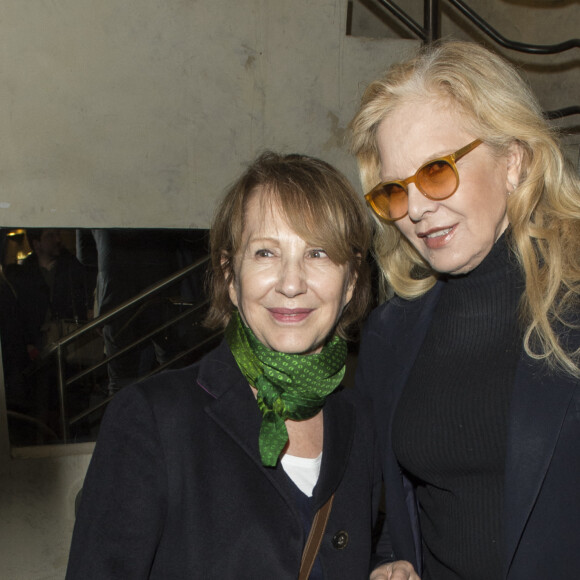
[356,281,580,579]
[67,340,382,579]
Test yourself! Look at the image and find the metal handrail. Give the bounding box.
[64,299,210,386]
[68,329,223,426]
[544,106,580,121]
[374,0,579,119]
[43,255,210,353]
[34,255,213,441]
[375,0,427,40]
[448,0,580,55]
[7,410,59,441]
[376,0,580,52]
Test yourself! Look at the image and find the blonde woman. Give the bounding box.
[351,40,580,580]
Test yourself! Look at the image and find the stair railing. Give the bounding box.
[31,254,222,442]
[374,0,580,120]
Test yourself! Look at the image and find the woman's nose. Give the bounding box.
[275,259,307,297]
[406,184,439,222]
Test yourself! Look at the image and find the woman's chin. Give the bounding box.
[262,336,324,355]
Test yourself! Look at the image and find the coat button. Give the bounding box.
[332,530,349,550]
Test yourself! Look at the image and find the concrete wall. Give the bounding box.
[0,445,92,580]
[0,0,417,230]
[2,1,574,231]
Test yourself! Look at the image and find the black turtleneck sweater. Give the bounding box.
[392,233,524,580]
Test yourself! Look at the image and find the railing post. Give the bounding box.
[0,340,11,467]
[57,345,68,443]
[424,0,441,43]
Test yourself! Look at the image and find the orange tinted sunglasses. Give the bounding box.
[365,139,483,221]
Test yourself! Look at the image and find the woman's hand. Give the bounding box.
[370,560,420,580]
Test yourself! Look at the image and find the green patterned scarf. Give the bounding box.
[225,310,347,467]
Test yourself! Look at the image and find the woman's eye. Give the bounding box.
[255,249,273,258]
[308,249,328,259]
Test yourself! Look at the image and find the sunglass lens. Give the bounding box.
[368,187,390,219]
[386,185,408,220]
[417,160,457,199]
[373,183,407,220]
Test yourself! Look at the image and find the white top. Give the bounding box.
[280,452,323,497]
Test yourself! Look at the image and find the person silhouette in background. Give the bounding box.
[5,228,92,432]
[7,228,91,358]
[76,229,186,395]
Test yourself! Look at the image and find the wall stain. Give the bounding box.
[322,111,347,151]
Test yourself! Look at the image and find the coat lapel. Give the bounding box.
[197,341,318,514]
[503,350,578,576]
[366,282,444,451]
[312,392,355,509]
[358,283,443,571]
[198,341,366,519]
[385,284,444,399]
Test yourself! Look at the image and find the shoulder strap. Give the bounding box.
[298,493,335,580]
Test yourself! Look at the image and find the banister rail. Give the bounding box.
[544,106,580,121]
[68,329,223,428]
[375,0,432,41]
[447,0,580,55]
[374,0,579,119]
[43,255,210,355]
[29,255,214,442]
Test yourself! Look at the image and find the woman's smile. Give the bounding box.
[417,224,458,249]
[268,307,314,323]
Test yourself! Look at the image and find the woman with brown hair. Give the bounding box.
[67,152,413,578]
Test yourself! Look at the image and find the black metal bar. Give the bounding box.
[543,106,580,120]
[368,0,579,120]
[65,299,209,386]
[43,255,210,353]
[68,330,224,425]
[376,0,427,41]
[56,345,68,442]
[448,0,580,55]
[374,0,580,53]
[424,0,440,44]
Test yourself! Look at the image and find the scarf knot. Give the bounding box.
[225,311,346,466]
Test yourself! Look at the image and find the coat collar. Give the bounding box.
[196,340,356,510]
[313,389,356,508]
[196,340,266,470]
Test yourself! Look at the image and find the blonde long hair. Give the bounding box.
[350,40,580,377]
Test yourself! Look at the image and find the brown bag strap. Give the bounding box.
[298,493,335,580]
